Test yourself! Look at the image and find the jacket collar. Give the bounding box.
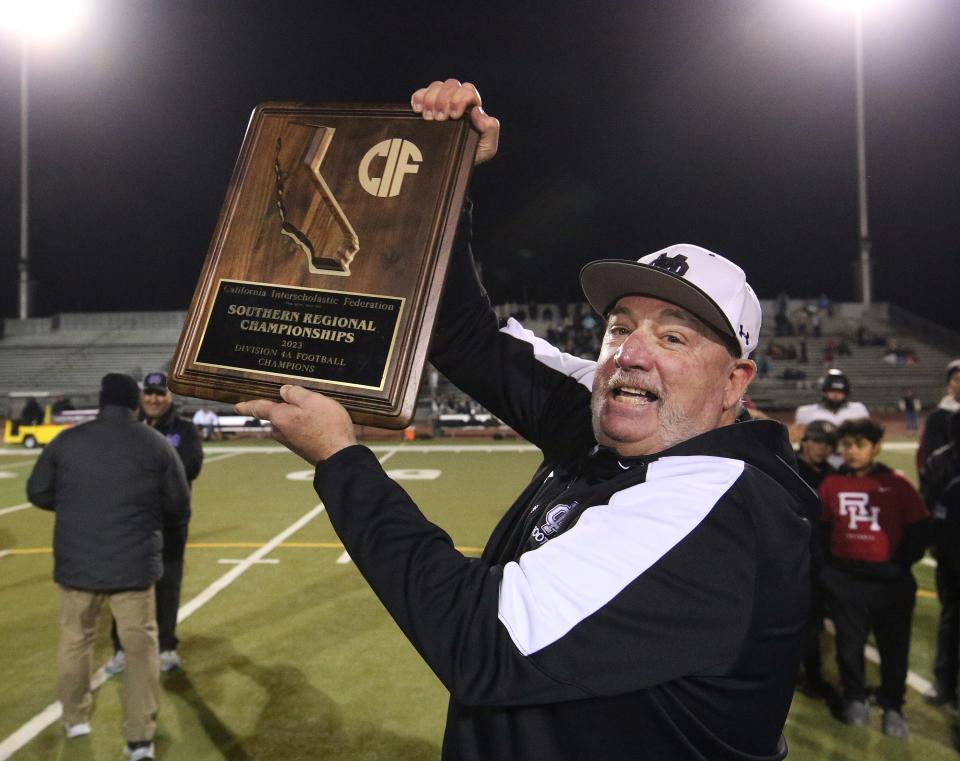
[98,405,138,422]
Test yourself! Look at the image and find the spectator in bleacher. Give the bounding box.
[192,405,219,441]
[921,411,960,712]
[105,372,203,677]
[818,418,930,737]
[817,293,833,317]
[822,338,836,365]
[20,396,43,425]
[26,373,189,761]
[918,360,960,476]
[793,369,869,462]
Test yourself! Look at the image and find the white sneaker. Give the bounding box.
[124,742,155,760]
[104,650,126,676]
[63,721,91,738]
[159,650,182,672]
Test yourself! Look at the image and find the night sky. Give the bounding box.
[1,0,958,331]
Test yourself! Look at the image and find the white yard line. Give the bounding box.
[336,551,352,565]
[0,503,32,517]
[202,451,246,465]
[218,558,280,565]
[883,442,920,452]
[176,503,326,622]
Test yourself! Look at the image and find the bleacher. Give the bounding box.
[0,312,184,412]
[749,301,958,411]
[1,301,957,417]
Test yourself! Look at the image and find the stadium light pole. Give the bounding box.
[814,0,892,306]
[853,4,872,306]
[18,35,29,320]
[1,0,88,319]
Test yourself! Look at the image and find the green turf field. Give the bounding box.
[0,438,956,760]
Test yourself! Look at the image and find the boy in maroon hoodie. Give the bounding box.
[819,418,930,737]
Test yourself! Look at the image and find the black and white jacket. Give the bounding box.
[314,207,815,760]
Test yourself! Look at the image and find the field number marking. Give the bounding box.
[385,469,441,480]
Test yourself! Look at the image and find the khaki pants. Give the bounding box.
[58,586,159,742]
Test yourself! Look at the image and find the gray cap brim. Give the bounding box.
[580,259,738,350]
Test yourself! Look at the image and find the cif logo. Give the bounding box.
[359,139,422,197]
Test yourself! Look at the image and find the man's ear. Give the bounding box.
[724,359,756,412]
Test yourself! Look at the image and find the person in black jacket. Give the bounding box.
[921,411,960,709]
[20,396,44,425]
[795,420,836,698]
[106,371,203,676]
[918,359,960,477]
[27,373,190,761]
[237,80,814,761]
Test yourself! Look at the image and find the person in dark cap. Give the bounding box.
[27,373,190,761]
[234,80,814,761]
[105,371,203,676]
[798,420,839,492]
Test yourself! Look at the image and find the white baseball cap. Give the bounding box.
[579,243,762,359]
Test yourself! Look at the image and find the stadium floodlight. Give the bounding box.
[814,0,891,12]
[1,0,88,319]
[0,0,89,40]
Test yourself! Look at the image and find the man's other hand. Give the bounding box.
[411,79,500,165]
[235,385,356,465]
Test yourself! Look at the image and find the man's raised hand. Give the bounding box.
[411,79,500,165]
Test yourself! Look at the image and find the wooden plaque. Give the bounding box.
[168,102,479,428]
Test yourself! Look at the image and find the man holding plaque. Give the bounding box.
[239,80,814,761]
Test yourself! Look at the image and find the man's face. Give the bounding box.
[800,438,834,466]
[141,389,173,420]
[839,435,880,474]
[949,371,960,403]
[590,295,755,458]
[824,390,846,406]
